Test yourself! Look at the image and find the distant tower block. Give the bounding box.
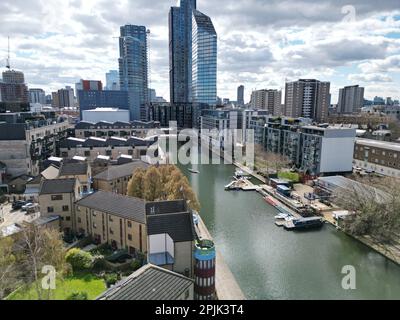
[194,239,216,300]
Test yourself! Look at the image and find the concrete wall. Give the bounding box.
[173,241,194,278]
[0,140,29,177]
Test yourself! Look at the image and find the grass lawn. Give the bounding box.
[278,171,300,183]
[7,272,106,300]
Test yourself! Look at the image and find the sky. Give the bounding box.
[0,0,399,104]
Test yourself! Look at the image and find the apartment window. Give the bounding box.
[47,207,54,213]
[110,229,114,235]
[62,205,69,212]
[106,150,112,156]
[66,217,71,222]
[127,221,132,228]
[84,151,90,157]
[51,195,63,201]
[128,234,132,241]
[78,217,82,223]
[109,216,113,222]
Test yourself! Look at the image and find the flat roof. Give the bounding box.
[356,138,400,152]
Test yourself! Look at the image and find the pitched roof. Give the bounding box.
[97,264,193,300]
[40,179,76,195]
[59,162,88,176]
[41,164,60,180]
[147,212,195,242]
[76,191,146,224]
[93,161,149,181]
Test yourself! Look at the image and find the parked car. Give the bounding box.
[12,200,27,211]
[21,203,34,212]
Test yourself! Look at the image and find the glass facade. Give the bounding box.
[169,0,197,104]
[118,25,148,121]
[192,10,217,106]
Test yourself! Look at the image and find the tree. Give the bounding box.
[65,248,94,272]
[335,176,400,243]
[127,165,200,211]
[0,237,18,299]
[17,225,68,300]
[127,168,145,199]
[254,145,290,175]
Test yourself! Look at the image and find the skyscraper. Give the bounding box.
[237,85,244,106]
[192,10,217,106]
[105,70,120,91]
[284,79,330,122]
[337,85,364,114]
[0,70,29,104]
[119,25,148,121]
[169,0,197,104]
[29,88,46,104]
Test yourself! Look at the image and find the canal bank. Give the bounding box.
[179,154,400,300]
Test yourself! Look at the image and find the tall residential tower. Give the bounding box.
[119,25,148,121]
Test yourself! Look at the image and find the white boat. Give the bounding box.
[234,169,250,178]
[275,213,289,220]
[188,168,200,174]
[285,216,296,222]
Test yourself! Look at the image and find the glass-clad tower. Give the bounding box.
[192,10,217,106]
[119,25,148,121]
[169,0,197,104]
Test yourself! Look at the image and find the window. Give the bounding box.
[84,151,90,157]
[128,234,132,241]
[110,229,114,235]
[106,150,112,156]
[127,221,132,228]
[109,216,113,222]
[51,195,63,201]
[78,217,82,223]
[62,205,69,212]
[47,207,54,213]
[93,223,97,229]
[66,217,71,221]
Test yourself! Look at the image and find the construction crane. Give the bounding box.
[5,36,11,69]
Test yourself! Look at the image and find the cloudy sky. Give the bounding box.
[0,0,399,103]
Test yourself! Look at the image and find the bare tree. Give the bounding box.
[335,176,400,244]
[254,145,289,175]
[0,237,19,299]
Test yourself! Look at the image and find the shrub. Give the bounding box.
[67,291,88,300]
[65,248,94,271]
[130,259,143,272]
[104,273,119,287]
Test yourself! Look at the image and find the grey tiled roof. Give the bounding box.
[76,191,146,224]
[93,161,149,181]
[40,179,76,195]
[147,211,195,242]
[97,264,193,300]
[59,162,88,176]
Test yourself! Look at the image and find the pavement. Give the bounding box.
[0,202,40,230]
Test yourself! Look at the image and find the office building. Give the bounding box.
[169,0,197,104]
[192,10,217,106]
[237,85,244,106]
[105,70,120,91]
[76,80,102,93]
[338,85,365,114]
[29,88,46,104]
[0,69,29,112]
[284,79,330,122]
[119,25,149,121]
[250,89,282,115]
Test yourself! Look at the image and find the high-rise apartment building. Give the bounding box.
[52,86,74,108]
[284,79,330,122]
[192,10,217,106]
[250,89,282,115]
[105,70,120,91]
[337,85,365,114]
[119,25,148,121]
[237,85,245,106]
[169,0,197,104]
[29,88,46,104]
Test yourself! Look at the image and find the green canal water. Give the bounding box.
[178,158,400,300]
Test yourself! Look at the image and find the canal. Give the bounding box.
[178,157,400,300]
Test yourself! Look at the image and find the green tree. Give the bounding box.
[127,165,200,211]
[65,248,94,272]
[0,237,18,299]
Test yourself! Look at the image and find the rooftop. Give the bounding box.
[39,179,76,195]
[97,264,193,300]
[147,212,195,242]
[76,191,147,224]
[59,162,88,176]
[93,161,149,181]
[356,138,400,152]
